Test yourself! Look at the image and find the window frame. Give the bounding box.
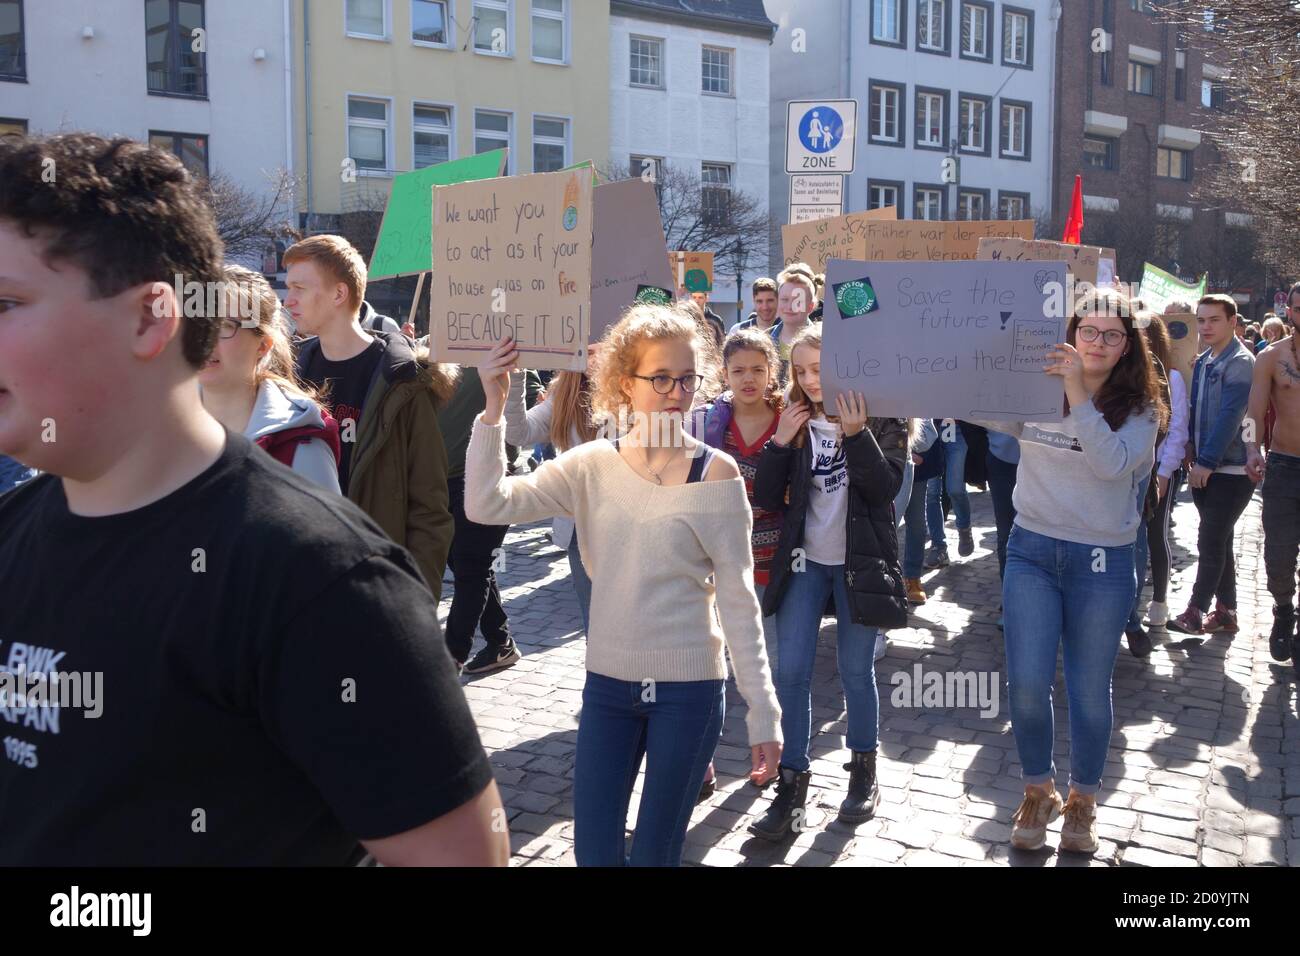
[344,0,391,41]
[701,161,734,224]
[412,102,455,169]
[914,86,949,152]
[473,107,514,173]
[915,0,951,57]
[530,0,567,65]
[1201,77,1226,110]
[867,178,904,212]
[148,128,209,178]
[628,33,665,89]
[869,0,906,49]
[1000,5,1033,69]
[957,187,991,221]
[146,0,208,100]
[630,153,665,200]
[1156,146,1192,181]
[411,0,452,49]
[957,91,991,156]
[959,1,993,63]
[997,190,1030,220]
[701,44,734,97]
[1082,135,1118,171]
[868,79,906,148]
[531,113,570,173]
[472,0,513,58]
[998,98,1031,161]
[1174,49,1186,100]
[913,182,948,221]
[0,0,26,82]
[345,93,394,175]
[1128,59,1155,95]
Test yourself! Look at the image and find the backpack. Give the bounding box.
[255,411,342,470]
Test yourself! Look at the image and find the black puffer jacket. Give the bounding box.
[754,417,909,628]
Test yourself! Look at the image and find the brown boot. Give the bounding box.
[904,577,926,604]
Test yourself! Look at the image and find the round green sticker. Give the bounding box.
[837,281,874,316]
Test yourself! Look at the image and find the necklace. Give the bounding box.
[634,443,675,484]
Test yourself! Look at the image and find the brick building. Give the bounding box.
[1052,0,1261,306]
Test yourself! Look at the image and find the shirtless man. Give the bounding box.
[1245,281,1300,669]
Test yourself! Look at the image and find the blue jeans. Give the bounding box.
[574,672,724,866]
[1127,474,1152,630]
[902,479,929,579]
[1002,526,1134,795]
[567,534,592,635]
[986,452,1018,581]
[773,560,879,772]
[926,425,970,545]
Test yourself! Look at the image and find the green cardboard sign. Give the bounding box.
[368,150,508,280]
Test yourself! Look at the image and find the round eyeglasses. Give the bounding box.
[1076,325,1128,348]
[632,373,705,395]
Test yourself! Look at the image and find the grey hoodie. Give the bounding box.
[245,380,342,494]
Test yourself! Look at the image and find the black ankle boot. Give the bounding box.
[1269,606,1295,662]
[838,750,880,823]
[747,765,811,842]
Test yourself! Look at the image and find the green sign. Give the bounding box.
[368,150,508,280]
[1138,262,1207,314]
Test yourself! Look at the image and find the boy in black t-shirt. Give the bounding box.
[0,133,506,865]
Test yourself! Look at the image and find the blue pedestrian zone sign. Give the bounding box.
[799,106,844,153]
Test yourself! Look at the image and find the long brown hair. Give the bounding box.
[547,370,597,452]
[1140,311,1173,377]
[222,265,321,403]
[1067,291,1168,432]
[785,323,826,447]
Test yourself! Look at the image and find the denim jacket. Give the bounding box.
[1189,336,1254,470]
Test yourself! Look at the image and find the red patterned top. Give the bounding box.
[723,415,782,586]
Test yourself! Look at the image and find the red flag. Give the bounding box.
[1062,174,1083,244]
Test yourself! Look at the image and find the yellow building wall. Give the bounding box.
[292,0,610,217]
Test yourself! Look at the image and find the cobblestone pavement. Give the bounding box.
[441,483,1299,867]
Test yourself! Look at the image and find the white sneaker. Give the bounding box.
[1144,601,1168,628]
[874,633,886,661]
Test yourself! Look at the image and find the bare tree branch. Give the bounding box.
[202,168,298,260]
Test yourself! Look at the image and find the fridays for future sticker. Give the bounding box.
[833,277,879,318]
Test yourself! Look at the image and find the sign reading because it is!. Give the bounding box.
[819,259,1068,421]
[431,169,592,371]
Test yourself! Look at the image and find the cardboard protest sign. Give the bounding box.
[1158,312,1200,388]
[590,179,674,339]
[977,237,1106,286]
[431,168,592,371]
[368,150,508,280]
[856,219,1035,263]
[668,252,713,293]
[1139,263,1207,313]
[1097,248,1118,287]
[780,206,897,272]
[820,258,1067,421]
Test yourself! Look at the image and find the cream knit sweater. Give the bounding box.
[465,415,782,745]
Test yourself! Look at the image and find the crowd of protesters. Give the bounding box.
[1,132,1296,868]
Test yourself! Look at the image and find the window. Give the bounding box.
[1129,0,1154,11]
[1002,7,1031,67]
[149,130,208,177]
[960,2,990,60]
[871,0,902,44]
[475,109,512,170]
[0,116,27,136]
[958,94,989,153]
[701,162,732,224]
[1128,60,1154,95]
[146,0,207,97]
[958,189,989,221]
[532,0,566,62]
[473,0,510,54]
[1157,146,1191,180]
[1083,136,1117,170]
[914,185,945,221]
[868,180,902,211]
[917,0,947,52]
[869,81,904,145]
[630,154,664,199]
[1201,79,1226,110]
[999,101,1028,159]
[347,97,390,171]
[702,46,733,95]
[998,192,1029,220]
[412,0,449,45]
[0,0,24,80]
[629,36,663,87]
[532,115,568,172]
[1175,50,1186,100]
[346,0,387,37]
[413,104,452,168]
[915,88,947,149]
[1202,8,1215,31]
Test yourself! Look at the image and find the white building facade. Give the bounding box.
[766,0,1059,272]
[608,0,776,324]
[0,0,293,263]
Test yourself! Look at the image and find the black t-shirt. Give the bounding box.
[0,433,492,865]
[301,338,385,492]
